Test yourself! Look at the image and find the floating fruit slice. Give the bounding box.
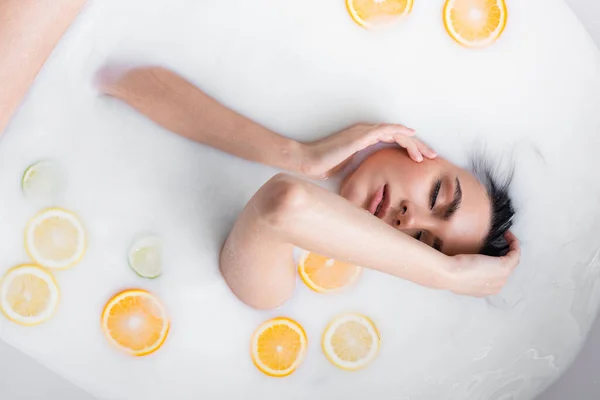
[101,289,170,357]
[322,313,380,371]
[250,317,308,378]
[21,161,65,201]
[0,265,60,326]
[128,236,163,279]
[443,0,507,48]
[346,0,414,28]
[298,251,362,293]
[25,208,87,270]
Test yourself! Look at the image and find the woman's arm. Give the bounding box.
[0,0,87,134]
[221,173,519,309]
[99,66,306,173]
[98,66,433,179]
[255,174,454,285]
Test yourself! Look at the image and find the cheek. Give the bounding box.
[339,173,361,205]
[387,165,432,200]
[401,176,430,204]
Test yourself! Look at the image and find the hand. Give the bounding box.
[299,123,437,180]
[446,232,521,297]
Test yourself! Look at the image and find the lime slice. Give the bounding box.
[128,236,163,279]
[21,161,64,201]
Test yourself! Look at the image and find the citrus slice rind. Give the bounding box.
[21,161,65,201]
[128,236,163,279]
[0,265,60,326]
[347,0,414,28]
[250,317,308,378]
[101,289,170,357]
[25,208,87,270]
[322,313,380,371]
[443,0,507,48]
[298,251,362,293]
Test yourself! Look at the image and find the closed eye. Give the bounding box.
[414,231,442,252]
[443,178,462,220]
[430,179,441,210]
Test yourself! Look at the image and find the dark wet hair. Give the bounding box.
[470,158,515,257]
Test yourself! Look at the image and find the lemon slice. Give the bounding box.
[25,208,87,270]
[102,289,170,356]
[128,236,163,279]
[298,251,362,293]
[347,0,414,28]
[443,0,508,48]
[0,265,60,326]
[250,317,308,378]
[21,161,65,201]
[322,313,380,371]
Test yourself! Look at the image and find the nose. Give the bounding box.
[393,200,431,230]
[394,200,414,229]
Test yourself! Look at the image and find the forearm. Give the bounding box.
[256,174,455,290]
[0,0,86,134]
[100,67,304,173]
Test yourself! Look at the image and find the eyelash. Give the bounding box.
[416,179,443,245]
[416,231,442,251]
[430,180,441,210]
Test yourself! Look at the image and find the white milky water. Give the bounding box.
[1,0,600,399]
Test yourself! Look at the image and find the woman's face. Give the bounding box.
[340,148,491,256]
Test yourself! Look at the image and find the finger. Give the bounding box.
[502,232,521,270]
[375,124,416,138]
[414,138,437,159]
[505,230,518,243]
[395,135,423,162]
[506,231,521,254]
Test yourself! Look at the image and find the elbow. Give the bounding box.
[254,173,308,229]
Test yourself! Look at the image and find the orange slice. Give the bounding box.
[322,313,380,371]
[101,289,169,357]
[443,0,507,48]
[250,317,308,377]
[346,0,414,28]
[298,251,362,293]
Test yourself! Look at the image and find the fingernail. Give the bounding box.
[417,155,423,162]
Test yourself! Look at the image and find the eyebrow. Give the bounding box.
[443,177,462,220]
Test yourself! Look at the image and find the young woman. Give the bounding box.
[98,66,521,310]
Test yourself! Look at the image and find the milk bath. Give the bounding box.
[1,0,600,399]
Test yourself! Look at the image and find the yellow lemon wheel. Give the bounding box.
[0,265,60,326]
[322,313,380,371]
[25,208,87,270]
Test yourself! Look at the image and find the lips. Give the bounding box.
[368,184,389,219]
